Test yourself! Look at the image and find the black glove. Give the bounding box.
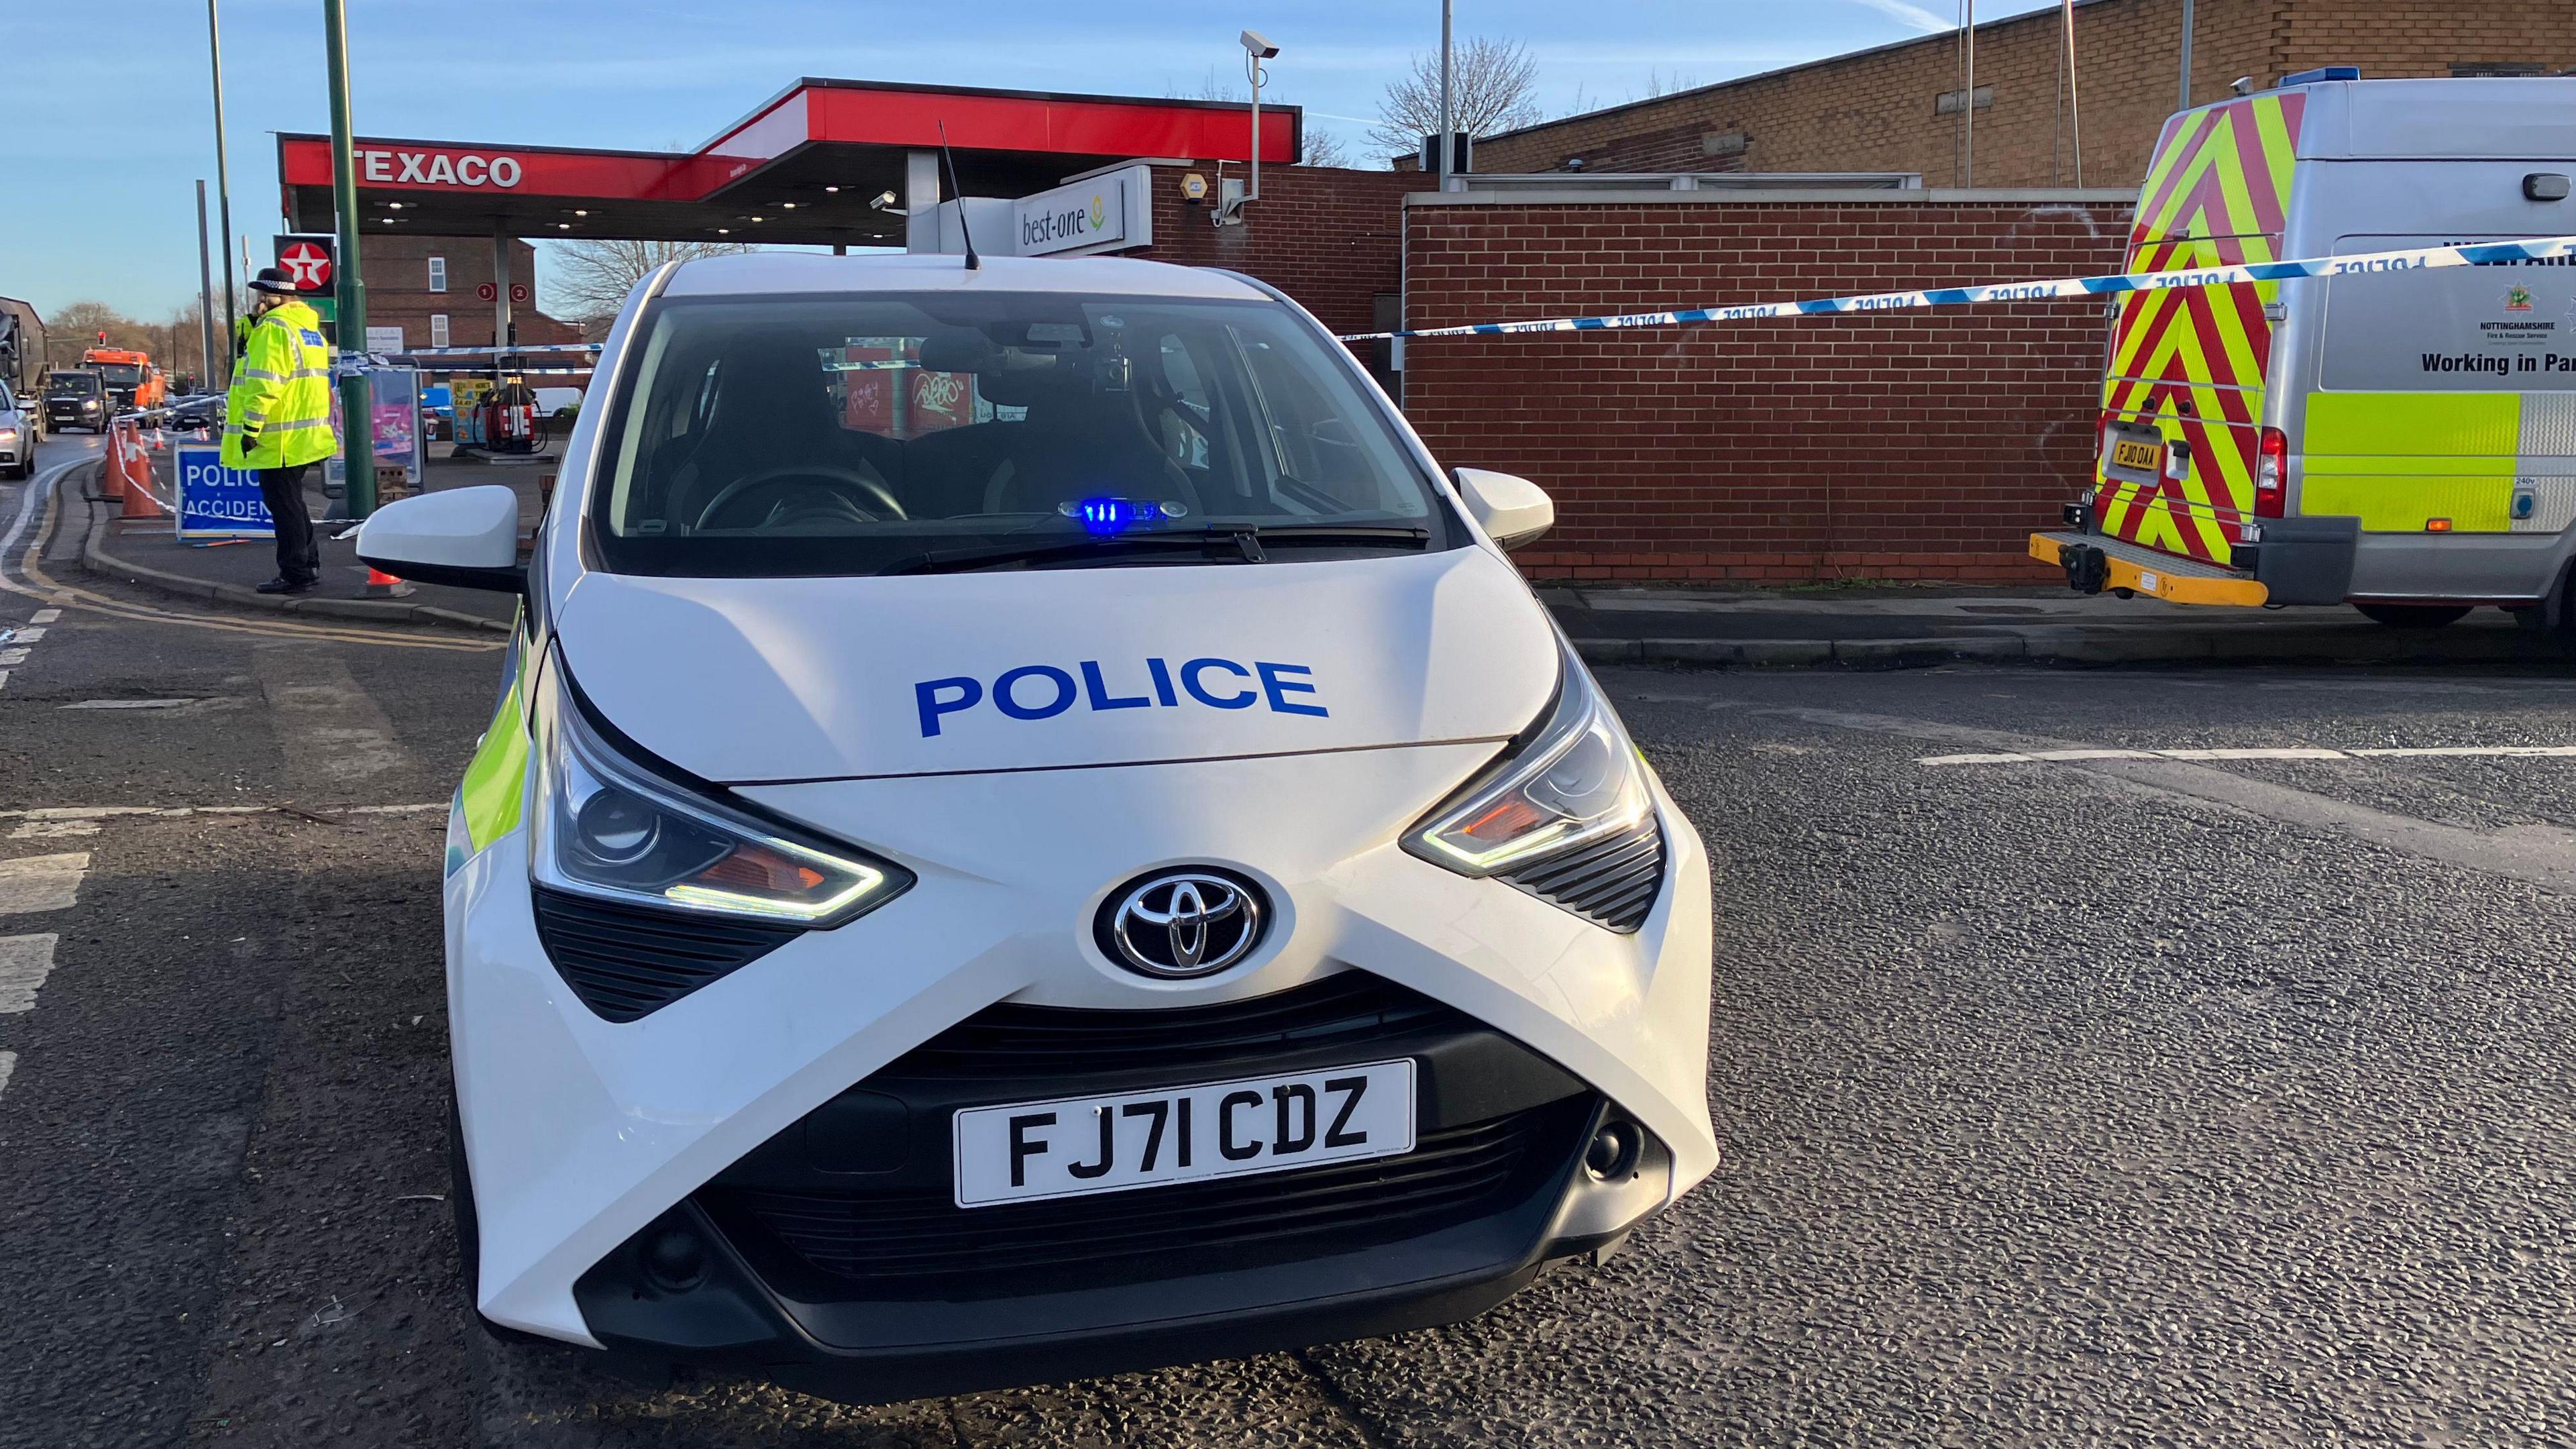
[239,427,261,451]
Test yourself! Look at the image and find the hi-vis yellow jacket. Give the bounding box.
[221,299,337,470]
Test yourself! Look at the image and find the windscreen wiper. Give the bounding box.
[882,525,1432,576]
[1180,524,1435,563]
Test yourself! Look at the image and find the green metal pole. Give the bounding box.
[323,0,374,519]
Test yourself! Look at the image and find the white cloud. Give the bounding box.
[1843,0,1957,34]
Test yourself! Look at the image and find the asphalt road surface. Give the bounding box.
[5,429,2576,1446]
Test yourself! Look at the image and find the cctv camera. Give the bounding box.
[869,190,900,211]
[1240,29,1279,58]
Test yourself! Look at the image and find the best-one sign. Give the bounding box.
[357,148,525,189]
[1013,168,1148,258]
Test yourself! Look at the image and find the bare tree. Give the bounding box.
[44,301,151,366]
[548,239,754,327]
[1299,130,1352,168]
[1366,36,1544,160]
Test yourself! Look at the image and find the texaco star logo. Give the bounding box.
[279,241,333,290]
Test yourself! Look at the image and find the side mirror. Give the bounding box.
[1454,468,1554,551]
[355,484,525,594]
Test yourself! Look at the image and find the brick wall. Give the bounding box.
[358,235,583,351]
[1471,0,2575,192]
[1400,192,2133,584]
[1132,164,1415,339]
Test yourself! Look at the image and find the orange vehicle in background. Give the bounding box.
[80,347,164,414]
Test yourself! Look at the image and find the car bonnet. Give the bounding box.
[551,545,1559,784]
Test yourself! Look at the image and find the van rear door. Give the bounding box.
[2094,92,2306,569]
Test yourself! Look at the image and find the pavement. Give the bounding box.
[76,443,543,634]
[65,440,2569,669]
[13,424,2576,1445]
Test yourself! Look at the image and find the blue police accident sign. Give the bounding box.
[176,445,274,539]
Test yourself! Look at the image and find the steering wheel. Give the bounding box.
[690,464,906,532]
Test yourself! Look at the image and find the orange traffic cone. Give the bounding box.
[97,423,130,500]
[363,565,414,599]
[121,454,170,520]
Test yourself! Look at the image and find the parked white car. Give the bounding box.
[0,380,38,479]
[358,252,1717,1404]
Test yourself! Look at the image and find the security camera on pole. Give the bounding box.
[1216,30,1279,227]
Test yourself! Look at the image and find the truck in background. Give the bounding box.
[0,297,44,399]
[81,346,165,414]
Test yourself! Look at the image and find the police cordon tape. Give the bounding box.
[390,343,603,358]
[1334,233,2576,342]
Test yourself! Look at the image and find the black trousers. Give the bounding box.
[257,461,321,586]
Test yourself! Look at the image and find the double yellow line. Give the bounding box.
[4,460,502,653]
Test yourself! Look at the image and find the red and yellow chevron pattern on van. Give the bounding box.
[2094,93,2305,563]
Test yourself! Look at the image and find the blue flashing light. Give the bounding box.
[1077,497,1164,536]
[2279,66,2359,87]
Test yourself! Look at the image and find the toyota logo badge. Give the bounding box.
[1099,871,1268,978]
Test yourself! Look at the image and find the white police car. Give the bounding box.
[357,252,1716,1403]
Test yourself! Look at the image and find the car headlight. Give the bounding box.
[80,400,97,410]
[1402,637,1652,877]
[529,649,912,925]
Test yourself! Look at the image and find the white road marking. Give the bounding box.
[1921,744,2576,766]
[7,821,97,840]
[0,1051,15,1099]
[11,628,45,644]
[28,608,58,624]
[0,934,58,1012]
[0,649,28,665]
[0,854,89,914]
[1776,704,2576,895]
[255,649,414,785]
[59,699,199,710]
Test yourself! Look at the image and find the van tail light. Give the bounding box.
[2253,427,2288,519]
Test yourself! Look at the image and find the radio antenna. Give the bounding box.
[936,121,979,271]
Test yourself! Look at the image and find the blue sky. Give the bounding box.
[0,0,2059,319]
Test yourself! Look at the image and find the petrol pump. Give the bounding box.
[476,374,543,456]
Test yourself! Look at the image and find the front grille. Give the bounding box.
[879,969,1460,1080]
[533,887,803,1022]
[1499,819,1665,932]
[705,1095,1592,1299]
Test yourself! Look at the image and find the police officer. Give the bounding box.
[223,267,337,595]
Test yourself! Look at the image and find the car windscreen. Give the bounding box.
[589,291,1452,578]
[48,374,99,396]
[91,364,142,387]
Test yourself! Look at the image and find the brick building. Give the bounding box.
[1470,0,2576,189]
[1398,188,2131,585]
[357,235,583,353]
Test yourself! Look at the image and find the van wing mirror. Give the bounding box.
[1454,468,1555,551]
[354,484,526,594]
